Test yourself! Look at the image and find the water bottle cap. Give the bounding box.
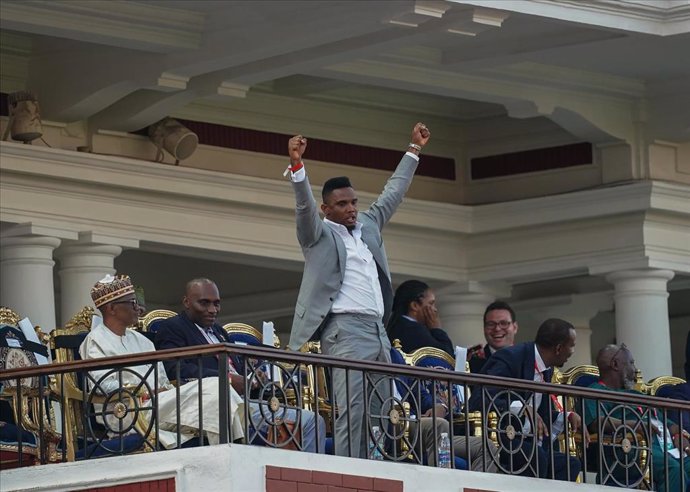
[441,432,448,437]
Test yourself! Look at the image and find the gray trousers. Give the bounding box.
[320,313,392,458]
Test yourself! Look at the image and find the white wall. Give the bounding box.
[0,443,614,492]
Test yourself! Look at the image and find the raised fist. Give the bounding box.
[411,122,431,147]
[288,135,307,164]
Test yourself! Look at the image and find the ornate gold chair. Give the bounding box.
[0,307,60,467]
[51,306,155,461]
[222,322,281,348]
[138,309,176,334]
[386,340,430,462]
[555,364,651,489]
[641,375,685,396]
[407,345,483,438]
[298,341,334,434]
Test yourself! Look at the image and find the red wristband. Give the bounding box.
[289,161,304,173]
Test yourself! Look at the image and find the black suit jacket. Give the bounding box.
[685,331,690,381]
[468,341,555,423]
[468,344,492,374]
[388,316,454,357]
[154,311,240,381]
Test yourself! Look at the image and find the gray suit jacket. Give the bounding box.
[287,153,419,350]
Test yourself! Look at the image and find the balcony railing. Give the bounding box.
[1,343,688,490]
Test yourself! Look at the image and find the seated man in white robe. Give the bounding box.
[80,274,244,448]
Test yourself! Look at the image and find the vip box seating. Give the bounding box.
[1,305,687,492]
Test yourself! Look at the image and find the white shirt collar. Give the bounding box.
[324,217,362,235]
[534,344,549,373]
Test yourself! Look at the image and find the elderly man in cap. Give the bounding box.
[80,274,244,447]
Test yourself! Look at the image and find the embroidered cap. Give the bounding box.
[91,274,135,308]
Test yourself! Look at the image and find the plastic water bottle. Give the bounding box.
[438,432,451,468]
[369,426,384,461]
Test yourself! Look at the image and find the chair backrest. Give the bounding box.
[297,341,332,416]
[408,346,462,414]
[0,305,47,391]
[553,364,600,387]
[641,375,686,396]
[0,307,21,328]
[223,322,281,348]
[51,306,93,365]
[0,324,40,389]
[390,339,408,364]
[49,306,94,461]
[407,346,455,370]
[138,309,176,334]
[0,307,59,464]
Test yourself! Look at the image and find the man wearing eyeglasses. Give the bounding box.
[585,344,690,491]
[468,301,519,373]
[468,318,586,481]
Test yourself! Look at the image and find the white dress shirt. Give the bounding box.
[197,324,221,344]
[510,345,566,441]
[325,218,384,317]
[196,323,238,374]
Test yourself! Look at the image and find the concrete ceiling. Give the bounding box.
[1,0,689,141]
[2,1,689,342]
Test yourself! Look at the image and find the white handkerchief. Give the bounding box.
[453,346,468,407]
[455,346,467,372]
[6,338,22,348]
[262,321,275,347]
[18,317,49,364]
[651,418,682,458]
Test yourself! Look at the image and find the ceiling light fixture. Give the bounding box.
[148,117,198,165]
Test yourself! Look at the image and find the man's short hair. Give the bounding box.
[535,318,574,348]
[483,301,516,323]
[322,176,352,202]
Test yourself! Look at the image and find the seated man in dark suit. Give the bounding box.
[154,277,325,453]
[468,301,518,374]
[468,318,585,481]
[662,381,690,436]
[387,280,454,357]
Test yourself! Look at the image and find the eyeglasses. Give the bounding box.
[611,343,628,362]
[484,320,513,329]
[112,299,139,308]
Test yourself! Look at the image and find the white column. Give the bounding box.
[56,243,122,324]
[0,235,61,332]
[435,282,509,348]
[569,326,593,368]
[606,269,675,379]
